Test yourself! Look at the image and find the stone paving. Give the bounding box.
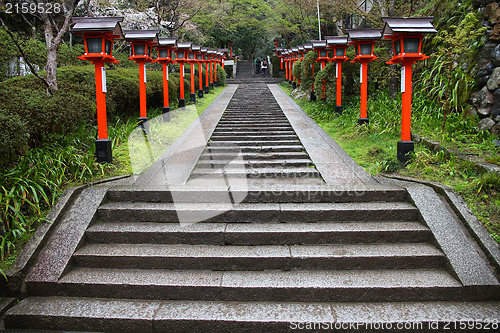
[2,61,500,331]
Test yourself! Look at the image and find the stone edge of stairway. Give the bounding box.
[268,84,376,185]
[134,85,238,186]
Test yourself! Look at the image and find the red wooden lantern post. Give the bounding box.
[296,45,305,87]
[291,47,298,88]
[124,30,159,126]
[201,47,210,94]
[188,45,199,103]
[195,47,204,98]
[326,36,349,114]
[208,50,215,89]
[175,42,192,107]
[303,43,315,101]
[382,17,437,164]
[282,50,290,82]
[228,40,234,58]
[347,29,382,125]
[312,40,328,101]
[156,37,177,122]
[214,51,219,87]
[71,17,123,163]
[276,47,284,71]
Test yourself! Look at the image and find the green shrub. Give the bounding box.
[216,64,226,86]
[0,110,28,164]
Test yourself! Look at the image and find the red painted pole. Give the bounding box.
[94,60,107,140]
[162,63,169,108]
[199,62,204,97]
[138,60,147,119]
[336,62,342,106]
[214,60,218,86]
[321,61,326,100]
[360,61,368,122]
[401,61,413,142]
[210,60,214,88]
[179,62,185,107]
[284,60,288,81]
[205,62,210,93]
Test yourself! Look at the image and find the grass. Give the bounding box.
[0,85,227,278]
[281,82,500,244]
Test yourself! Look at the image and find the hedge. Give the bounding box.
[0,63,215,165]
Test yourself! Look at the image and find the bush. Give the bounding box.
[0,110,28,165]
[216,64,226,86]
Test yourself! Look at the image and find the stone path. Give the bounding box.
[3,61,500,331]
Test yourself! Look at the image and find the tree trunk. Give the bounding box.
[46,46,59,91]
[41,0,80,92]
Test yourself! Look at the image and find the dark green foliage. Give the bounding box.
[300,51,319,89]
[270,55,281,77]
[0,110,28,164]
[217,64,226,86]
[0,65,188,157]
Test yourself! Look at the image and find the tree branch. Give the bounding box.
[0,18,53,95]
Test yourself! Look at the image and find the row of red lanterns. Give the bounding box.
[71,17,233,163]
[274,17,437,164]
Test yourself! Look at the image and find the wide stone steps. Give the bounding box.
[97,201,419,223]
[210,135,299,142]
[9,297,500,333]
[85,221,432,245]
[199,152,309,160]
[73,243,445,271]
[195,159,313,168]
[50,268,461,302]
[206,141,301,147]
[212,131,297,136]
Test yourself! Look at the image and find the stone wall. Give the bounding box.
[472,1,500,135]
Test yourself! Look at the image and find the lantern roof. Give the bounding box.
[71,17,124,38]
[311,40,327,49]
[191,44,202,52]
[297,45,304,51]
[157,37,178,47]
[382,17,437,36]
[325,36,348,46]
[207,49,216,54]
[347,29,382,41]
[291,47,299,53]
[175,41,192,50]
[303,43,313,50]
[200,47,208,53]
[123,30,159,43]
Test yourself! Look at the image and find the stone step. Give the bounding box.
[8,297,500,332]
[213,130,296,136]
[210,135,299,141]
[199,151,310,160]
[217,120,290,125]
[49,268,462,302]
[214,126,293,131]
[73,243,445,271]
[97,202,419,223]
[195,159,313,168]
[217,119,290,124]
[190,167,321,179]
[206,141,302,147]
[105,185,409,204]
[85,221,432,245]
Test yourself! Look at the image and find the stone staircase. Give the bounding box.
[5,184,472,331]
[4,78,500,331]
[227,60,282,84]
[189,83,323,185]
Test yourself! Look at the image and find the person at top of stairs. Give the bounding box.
[255,57,261,74]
